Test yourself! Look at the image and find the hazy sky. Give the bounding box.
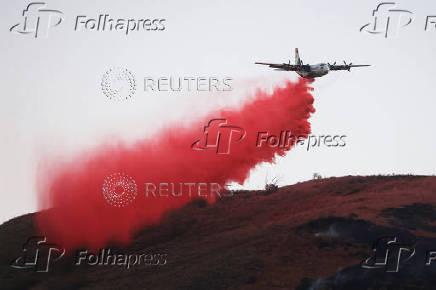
[1,0,435,223]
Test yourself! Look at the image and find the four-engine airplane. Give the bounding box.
[255,48,370,79]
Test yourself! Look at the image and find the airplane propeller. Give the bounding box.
[343,60,353,71]
[328,61,354,71]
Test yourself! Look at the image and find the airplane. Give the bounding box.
[255,48,370,79]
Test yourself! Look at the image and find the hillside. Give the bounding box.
[1,175,436,290]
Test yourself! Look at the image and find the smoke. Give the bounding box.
[36,78,315,251]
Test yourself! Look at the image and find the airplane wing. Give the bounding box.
[255,62,310,71]
[329,64,371,71]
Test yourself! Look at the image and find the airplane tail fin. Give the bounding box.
[295,48,303,66]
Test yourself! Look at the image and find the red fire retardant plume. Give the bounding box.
[36,78,315,251]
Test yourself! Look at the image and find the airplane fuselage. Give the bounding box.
[255,48,370,78]
[296,63,329,79]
